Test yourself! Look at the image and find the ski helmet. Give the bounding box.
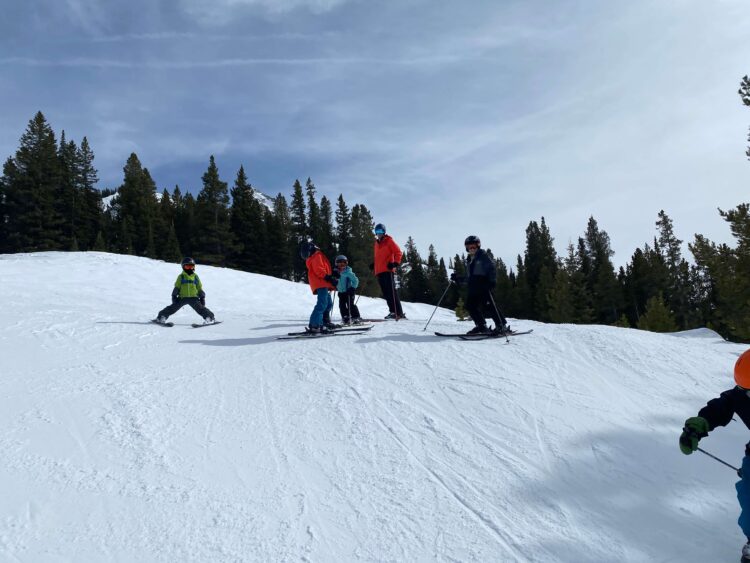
[181,257,196,270]
[335,255,348,264]
[735,350,750,388]
[299,241,318,260]
[464,235,481,248]
[374,223,386,235]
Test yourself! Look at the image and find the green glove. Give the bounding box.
[679,416,709,455]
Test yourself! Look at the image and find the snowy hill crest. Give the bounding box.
[0,252,746,562]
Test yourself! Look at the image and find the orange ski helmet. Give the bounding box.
[734,350,750,388]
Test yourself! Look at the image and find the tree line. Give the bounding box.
[2,107,750,342]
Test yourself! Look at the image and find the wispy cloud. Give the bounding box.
[0,54,480,69]
[180,0,351,22]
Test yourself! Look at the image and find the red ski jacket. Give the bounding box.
[373,235,403,275]
[306,251,334,293]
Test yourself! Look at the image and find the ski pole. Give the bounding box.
[697,447,742,477]
[423,282,453,331]
[488,293,510,343]
[391,268,401,321]
[331,290,336,322]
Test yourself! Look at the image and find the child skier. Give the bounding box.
[155,257,215,324]
[334,255,363,325]
[680,349,750,561]
[300,242,338,334]
[450,235,509,335]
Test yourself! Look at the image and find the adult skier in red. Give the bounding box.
[371,223,405,320]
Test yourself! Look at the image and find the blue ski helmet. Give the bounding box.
[335,255,348,264]
[374,223,386,235]
[299,241,318,259]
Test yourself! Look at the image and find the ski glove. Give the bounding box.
[324,275,337,285]
[387,261,399,270]
[679,416,709,455]
[171,288,180,304]
[200,297,206,306]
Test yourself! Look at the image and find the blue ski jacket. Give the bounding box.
[336,266,359,293]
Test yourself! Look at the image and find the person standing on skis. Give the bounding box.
[680,349,750,562]
[334,255,363,325]
[371,223,405,320]
[450,235,509,335]
[301,241,338,334]
[155,257,215,325]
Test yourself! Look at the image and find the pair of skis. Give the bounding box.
[151,319,222,329]
[277,324,374,340]
[434,329,533,341]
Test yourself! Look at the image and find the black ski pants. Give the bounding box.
[377,271,403,316]
[466,284,505,329]
[338,291,361,321]
[158,297,214,321]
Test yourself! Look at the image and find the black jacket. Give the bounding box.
[698,387,750,431]
[466,249,496,291]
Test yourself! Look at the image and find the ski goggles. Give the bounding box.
[465,244,478,250]
[183,264,195,270]
[374,229,385,235]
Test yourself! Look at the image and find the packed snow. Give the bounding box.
[1,252,747,562]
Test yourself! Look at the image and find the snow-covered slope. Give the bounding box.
[1,252,747,562]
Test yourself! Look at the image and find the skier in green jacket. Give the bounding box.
[155,257,215,324]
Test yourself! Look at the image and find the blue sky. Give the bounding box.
[1,0,749,267]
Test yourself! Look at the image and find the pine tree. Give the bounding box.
[621,244,668,326]
[0,158,16,252]
[112,153,159,255]
[510,255,532,319]
[93,230,107,252]
[655,210,693,328]
[614,314,631,328]
[306,178,323,247]
[75,137,103,250]
[637,295,678,332]
[4,112,64,251]
[522,217,558,320]
[583,217,622,324]
[335,194,351,257]
[319,195,335,259]
[193,155,234,265]
[455,297,469,321]
[229,165,265,272]
[739,75,750,160]
[349,204,378,296]
[155,189,175,259]
[56,131,78,250]
[173,187,196,258]
[267,194,293,279]
[402,236,432,304]
[492,257,513,319]
[425,244,446,301]
[547,267,575,323]
[289,179,307,281]
[690,203,750,340]
[446,253,466,310]
[162,223,182,263]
